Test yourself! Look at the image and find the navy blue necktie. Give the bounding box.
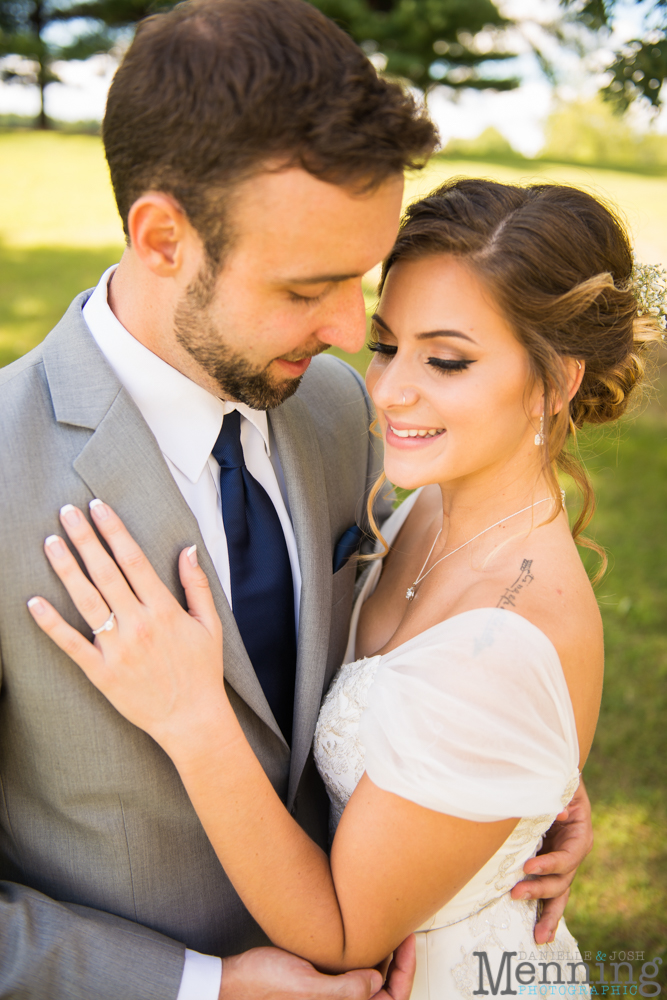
[212,410,297,743]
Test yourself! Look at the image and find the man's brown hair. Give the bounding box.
[103,0,438,261]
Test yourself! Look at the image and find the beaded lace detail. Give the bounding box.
[313,490,588,999]
[313,655,589,998]
[314,654,380,839]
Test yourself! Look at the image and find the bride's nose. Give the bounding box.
[368,362,419,411]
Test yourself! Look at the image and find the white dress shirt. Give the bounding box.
[83,265,303,1000]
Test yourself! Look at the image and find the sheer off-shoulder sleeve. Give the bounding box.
[359,608,579,821]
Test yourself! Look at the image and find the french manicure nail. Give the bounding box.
[27,597,45,616]
[60,504,80,527]
[187,544,198,567]
[89,499,109,520]
[45,535,66,556]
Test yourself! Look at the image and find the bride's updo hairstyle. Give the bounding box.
[376,177,662,563]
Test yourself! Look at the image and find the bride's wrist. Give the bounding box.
[149,684,230,751]
[155,691,241,771]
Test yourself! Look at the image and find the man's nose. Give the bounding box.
[316,281,368,356]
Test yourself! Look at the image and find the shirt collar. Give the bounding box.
[82,265,271,484]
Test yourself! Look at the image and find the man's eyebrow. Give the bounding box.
[371,313,477,345]
[284,272,362,285]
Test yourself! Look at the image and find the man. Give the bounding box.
[0,1,593,997]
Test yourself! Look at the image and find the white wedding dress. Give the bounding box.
[313,491,591,999]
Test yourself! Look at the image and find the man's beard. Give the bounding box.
[174,265,328,410]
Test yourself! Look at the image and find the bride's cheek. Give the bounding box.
[365,362,381,399]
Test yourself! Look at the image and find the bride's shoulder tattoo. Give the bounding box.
[497,558,534,609]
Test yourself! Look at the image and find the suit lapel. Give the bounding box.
[42,297,284,742]
[270,397,332,808]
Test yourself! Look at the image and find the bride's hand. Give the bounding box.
[27,500,225,751]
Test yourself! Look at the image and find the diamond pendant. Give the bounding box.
[406,585,416,601]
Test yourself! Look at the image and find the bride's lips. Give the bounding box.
[274,357,312,378]
[385,421,446,449]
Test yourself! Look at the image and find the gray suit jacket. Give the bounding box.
[0,292,387,999]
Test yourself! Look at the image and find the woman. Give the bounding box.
[28,179,662,997]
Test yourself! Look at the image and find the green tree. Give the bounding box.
[0,0,614,131]
[0,0,108,128]
[308,0,521,92]
[561,0,667,110]
[0,0,171,129]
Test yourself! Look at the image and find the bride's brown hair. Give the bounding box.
[368,177,663,573]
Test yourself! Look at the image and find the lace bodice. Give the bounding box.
[313,491,582,935]
[313,643,579,930]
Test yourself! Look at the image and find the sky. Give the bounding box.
[0,0,664,156]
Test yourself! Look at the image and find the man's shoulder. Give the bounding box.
[296,352,370,419]
[0,342,49,418]
[0,288,94,392]
[0,288,100,441]
[287,353,379,493]
[0,338,47,387]
[304,351,366,388]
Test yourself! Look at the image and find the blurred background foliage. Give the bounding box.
[439,93,667,172]
[1,0,667,985]
[2,0,667,128]
[0,0,171,128]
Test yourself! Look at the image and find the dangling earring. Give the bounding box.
[534,415,544,447]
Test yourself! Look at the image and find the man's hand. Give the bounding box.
[375,936,416,1000]
[219,936,416,1000]
[511,778,594,944]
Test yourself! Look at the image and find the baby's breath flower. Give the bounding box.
[631,254,667,332]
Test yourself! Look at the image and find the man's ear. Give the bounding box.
[127,193,190,277]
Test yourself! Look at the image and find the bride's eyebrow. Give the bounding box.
[371,313,477,345]
[370,313,395,336]
[416,330,478,345]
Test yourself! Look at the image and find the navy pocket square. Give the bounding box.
[333,524,365,573]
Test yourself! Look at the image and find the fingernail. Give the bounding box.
[60,504,80,527]
[89,498,109,520]
[45,535,66,556]
[516,890,530,900]
[27,597,45,616]
[187,544,198,567]
[532,864,544,874]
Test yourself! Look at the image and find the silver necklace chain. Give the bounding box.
[405,495,559,601]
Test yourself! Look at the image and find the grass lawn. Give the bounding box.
[1,130,666,983]
[567,415,667,979]
[0,131,125,368]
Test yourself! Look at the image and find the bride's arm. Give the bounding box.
[27,501,516,973]
[163,708,515,972]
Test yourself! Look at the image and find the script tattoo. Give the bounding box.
[497,559,534,609]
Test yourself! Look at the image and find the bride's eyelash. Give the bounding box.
[368,341,396,356]
[368,341,476,374]
[427,358,476,373]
